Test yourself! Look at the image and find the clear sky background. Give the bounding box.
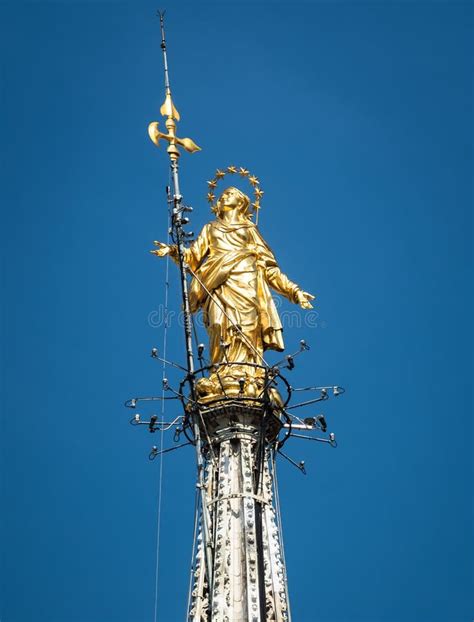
[1,2,472,622]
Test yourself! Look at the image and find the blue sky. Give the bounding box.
[1,2,472,621]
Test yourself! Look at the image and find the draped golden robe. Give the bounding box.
[181,219,302,367]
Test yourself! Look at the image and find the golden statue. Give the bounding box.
[152,186,314,400]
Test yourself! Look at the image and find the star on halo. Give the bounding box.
[205,166,264,222]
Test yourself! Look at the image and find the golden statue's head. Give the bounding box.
[214,187,251,220]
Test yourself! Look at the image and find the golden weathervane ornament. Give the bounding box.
[147,13,200,161]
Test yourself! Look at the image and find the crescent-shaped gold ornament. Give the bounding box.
[148,121,201,154]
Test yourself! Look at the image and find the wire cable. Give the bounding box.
[186,266,268,367]
[153,413,165,622]
[153,191,172,622]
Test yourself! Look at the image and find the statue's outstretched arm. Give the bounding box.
[151,224,210,271]
[253,228,315,309]
[265,265,315,309]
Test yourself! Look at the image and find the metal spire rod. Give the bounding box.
[158,11,171,96]
[148,11,214,599]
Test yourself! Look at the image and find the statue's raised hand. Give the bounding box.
[296,290,315,310]
[150,241,171,257]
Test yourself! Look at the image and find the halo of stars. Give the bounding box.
[206,166,264,221]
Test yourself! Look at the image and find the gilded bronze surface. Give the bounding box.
[148,90,201,159]
[151,185,314,400]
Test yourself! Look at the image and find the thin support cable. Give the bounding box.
[186,266,268,367]
[153,415,165,622]
[190,312,201,362]
[197,408,218,467]
[189,314,218,466]
[153,197,172,622]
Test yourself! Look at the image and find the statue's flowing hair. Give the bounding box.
[213,187,252,220]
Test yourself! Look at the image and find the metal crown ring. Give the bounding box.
[206,166,263,223]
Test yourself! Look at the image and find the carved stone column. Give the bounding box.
[189,403,289,622]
